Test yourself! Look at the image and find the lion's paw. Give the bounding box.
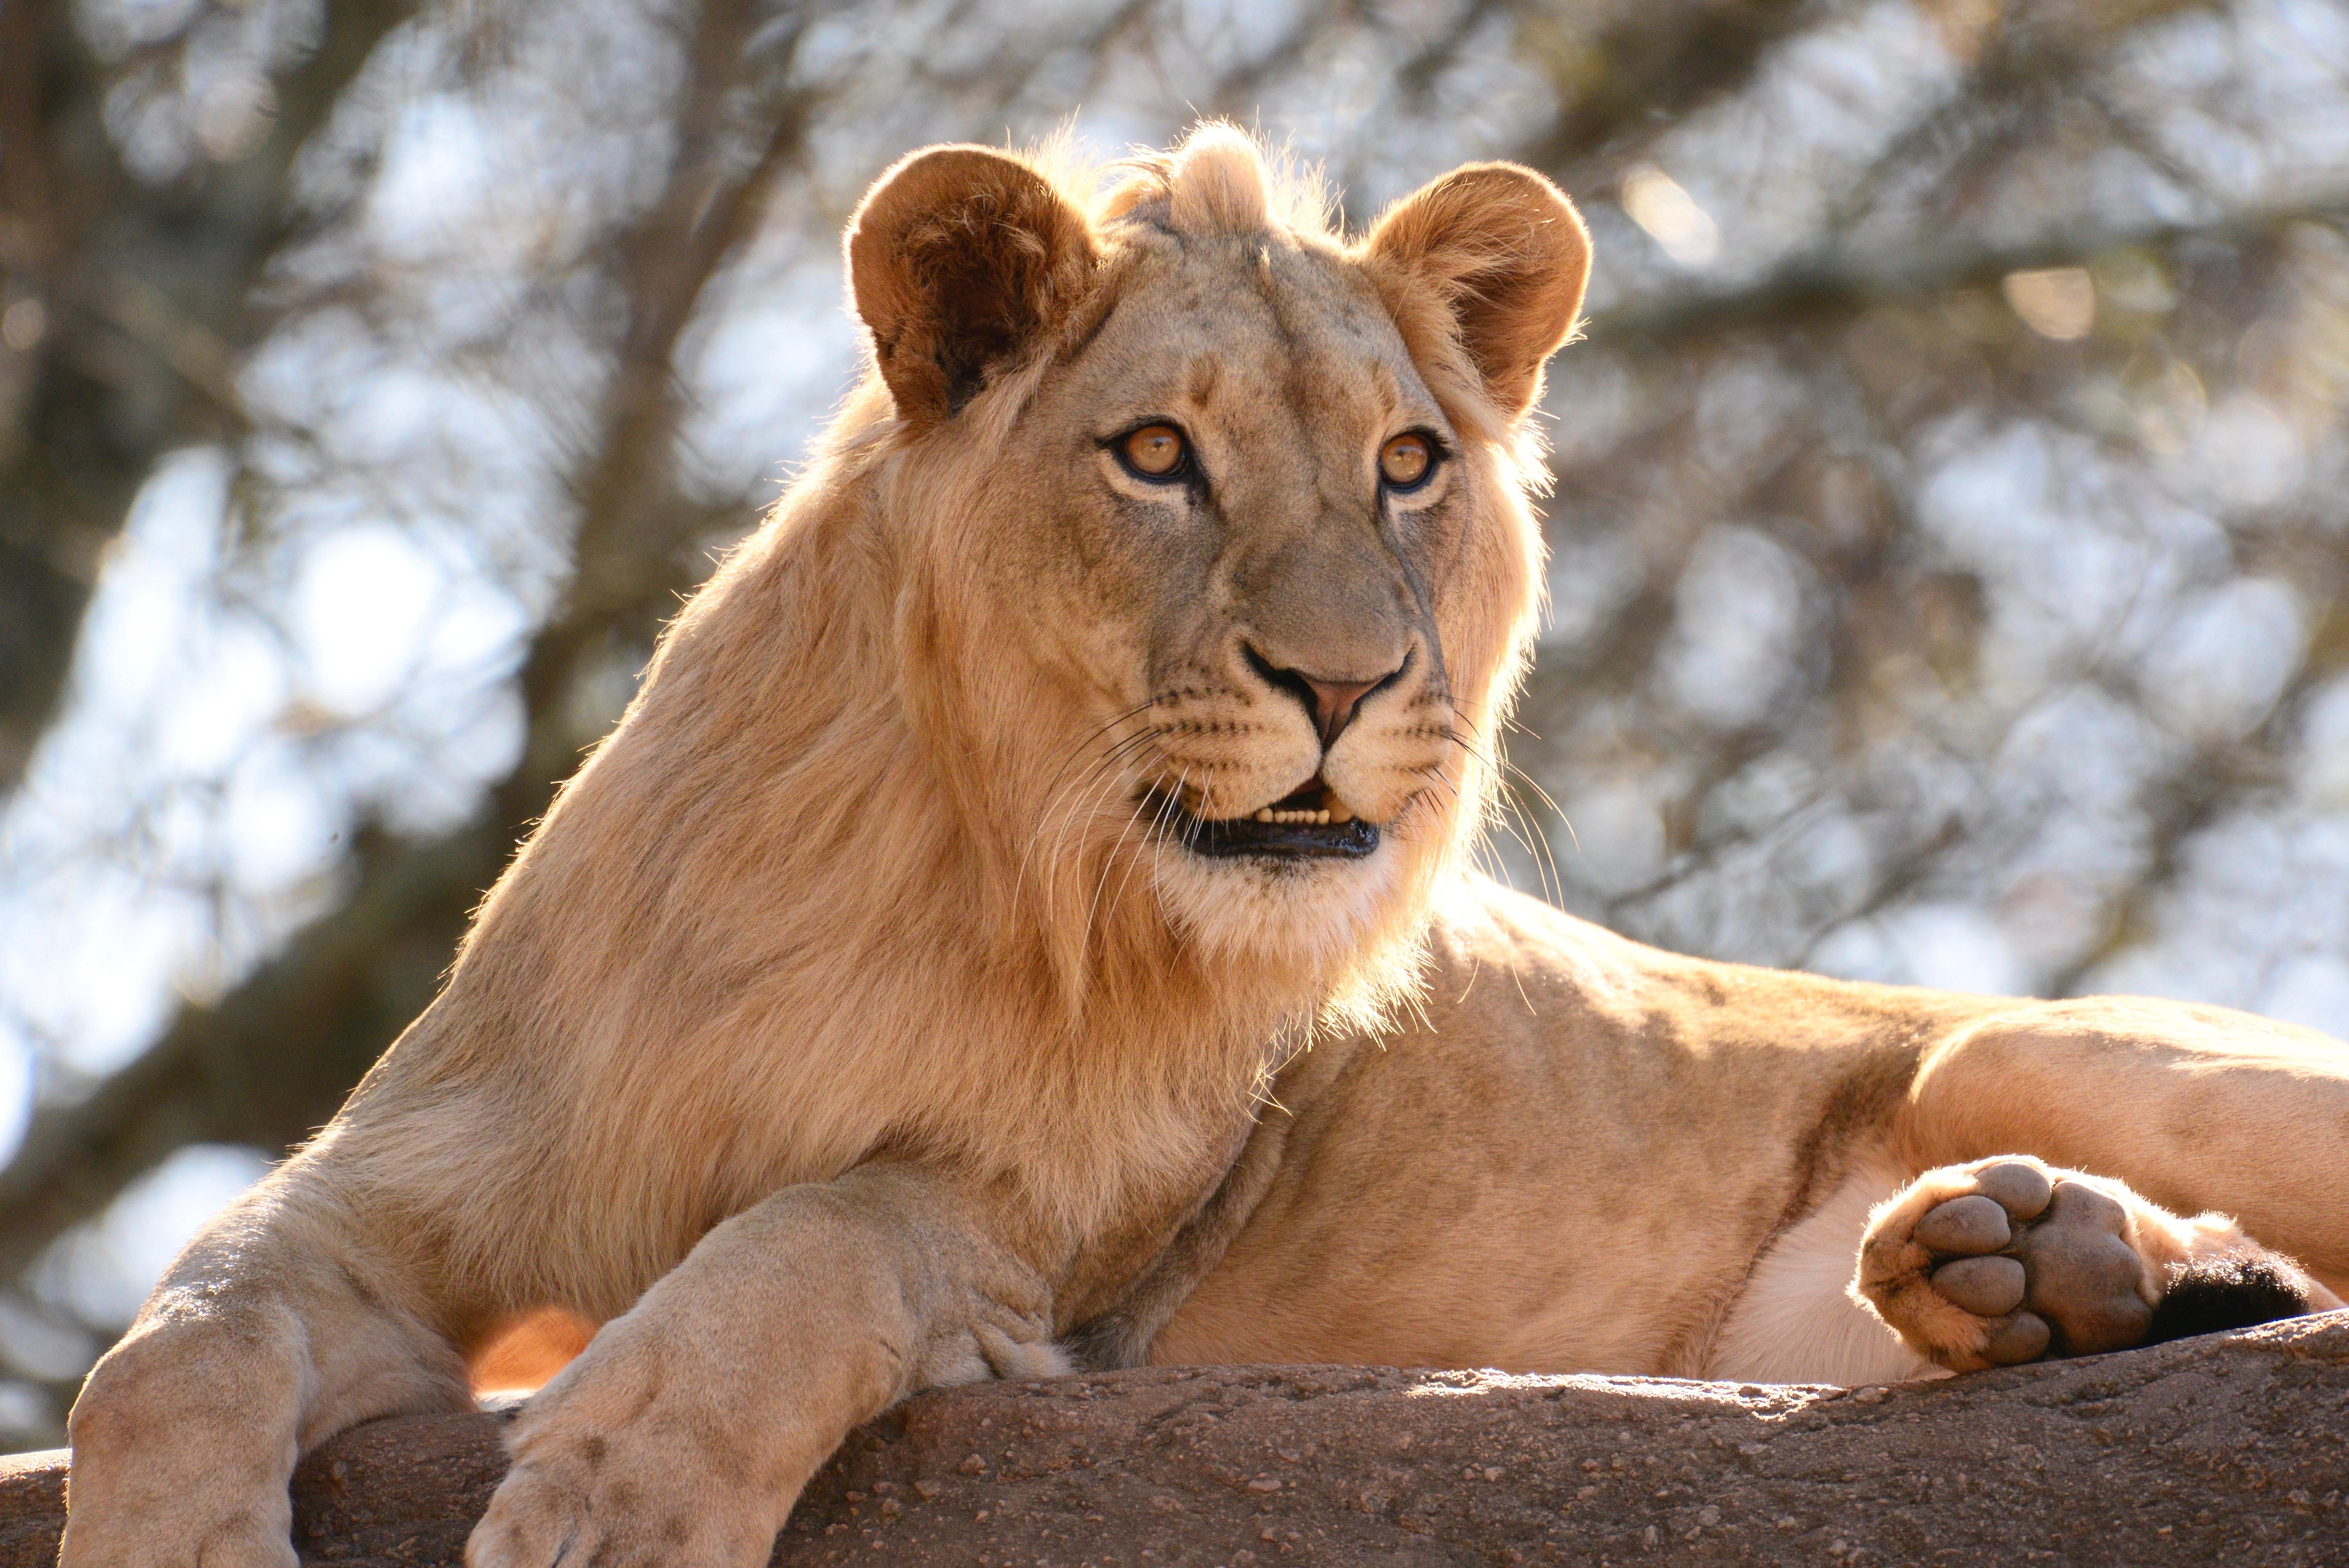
[466,1436,780,1568]
[1854,1157,2158,1371]
[60,1509,297,1568]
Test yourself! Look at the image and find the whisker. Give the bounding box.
[1023,691,1182,843]
[1431,720,1570,902]
[1081,763,1155,968]
[1108,765,1186,940]
[1019,722,1171,896]
[1042,755,1136,942]
[1044,737,1159,896]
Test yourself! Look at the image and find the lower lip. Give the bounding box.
[1162,809,1381,860]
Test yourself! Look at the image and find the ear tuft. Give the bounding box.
[1360,164,1591,423]
[847,146,1098,427]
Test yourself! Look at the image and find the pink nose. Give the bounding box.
[1299,677,1380,747]
[1244,644,1406,748]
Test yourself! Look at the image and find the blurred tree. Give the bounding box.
[0,0,413,787]
[1,0,2345,1445]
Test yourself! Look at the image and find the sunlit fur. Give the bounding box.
[300,124,1580,1321]
[59,148,1600,1568]
[57,128,2349,1568]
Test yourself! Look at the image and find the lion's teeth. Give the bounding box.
[1327,802,1355,823]
[1255,805,1340,825]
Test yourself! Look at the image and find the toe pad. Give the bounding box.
[1915,1195,2011,1254]
[1933,1254,2027,1316]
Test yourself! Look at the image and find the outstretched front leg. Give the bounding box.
[466,1163,1068,1568]
[61,1159,476,1568]
[1854,1156,2341,1372]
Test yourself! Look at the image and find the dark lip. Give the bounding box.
[1149,793,1382,861]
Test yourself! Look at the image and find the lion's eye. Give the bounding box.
[1120,424,1189,480]
[1379,433,1434,490]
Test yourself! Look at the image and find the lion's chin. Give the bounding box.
[1149,829,1407,973]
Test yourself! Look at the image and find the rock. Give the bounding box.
[7,1310,2348,1565]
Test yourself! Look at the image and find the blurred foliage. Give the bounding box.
[2,0,2347,1445]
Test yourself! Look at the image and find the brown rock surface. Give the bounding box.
[6,1311,2347,1566]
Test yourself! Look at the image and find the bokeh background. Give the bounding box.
[3,0,2347,1446]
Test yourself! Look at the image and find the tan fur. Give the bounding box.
[57,127,2348,1568]
[1151,887,2346,1380]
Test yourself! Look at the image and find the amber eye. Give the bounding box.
[1379,433,1434,490]
[1120,424,1189,479]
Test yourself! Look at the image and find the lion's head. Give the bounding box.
[834,126,1588,1014]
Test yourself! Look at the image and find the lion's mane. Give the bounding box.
[326,128,1574,1329]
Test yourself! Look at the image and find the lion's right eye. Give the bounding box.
[1379,432,1435,490]
[1118,424,1189,481]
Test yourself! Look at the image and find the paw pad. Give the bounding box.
[1930,1254,2025,1316]
[1915,1195,2011,1254]
[1913,1161,2151,1362]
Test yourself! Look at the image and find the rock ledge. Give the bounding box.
[6,1311,2346,1565]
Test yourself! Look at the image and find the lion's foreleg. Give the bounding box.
[60,1167,474,1568]
[465,1163,1065,1568]
[1711,1150,2341,1385]
[1900,1010,2349,1292]
[1853,1155,2340,1374]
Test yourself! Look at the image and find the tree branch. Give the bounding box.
[1586,199,2349,349]
[0,0,814,1281]
[0,0,415,793]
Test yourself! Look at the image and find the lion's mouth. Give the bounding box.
[1150,775,1381,861]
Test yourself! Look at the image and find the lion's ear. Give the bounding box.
[1360,164,1590,422]
[847,146,1098,426]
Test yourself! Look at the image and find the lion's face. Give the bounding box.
[992,238,1469,957]
[850,130,1588,979]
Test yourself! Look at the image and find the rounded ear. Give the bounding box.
[1360,164,1590,422]
[846,146,1098,427]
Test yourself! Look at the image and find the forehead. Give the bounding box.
[1066,235,1435,429]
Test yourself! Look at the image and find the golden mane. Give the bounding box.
[332,125,1575,1314]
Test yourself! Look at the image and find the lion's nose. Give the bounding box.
[1299,676,1380,746]
[1245,647,1407,748]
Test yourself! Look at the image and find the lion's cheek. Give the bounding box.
[1320,750,1445,834]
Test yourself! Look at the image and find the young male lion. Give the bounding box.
[61,126,2346,1567]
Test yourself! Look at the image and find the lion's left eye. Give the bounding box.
[1379,433,1435,490]
[1119,424,1190,481]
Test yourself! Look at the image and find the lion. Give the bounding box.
[59,125,2347,1568]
